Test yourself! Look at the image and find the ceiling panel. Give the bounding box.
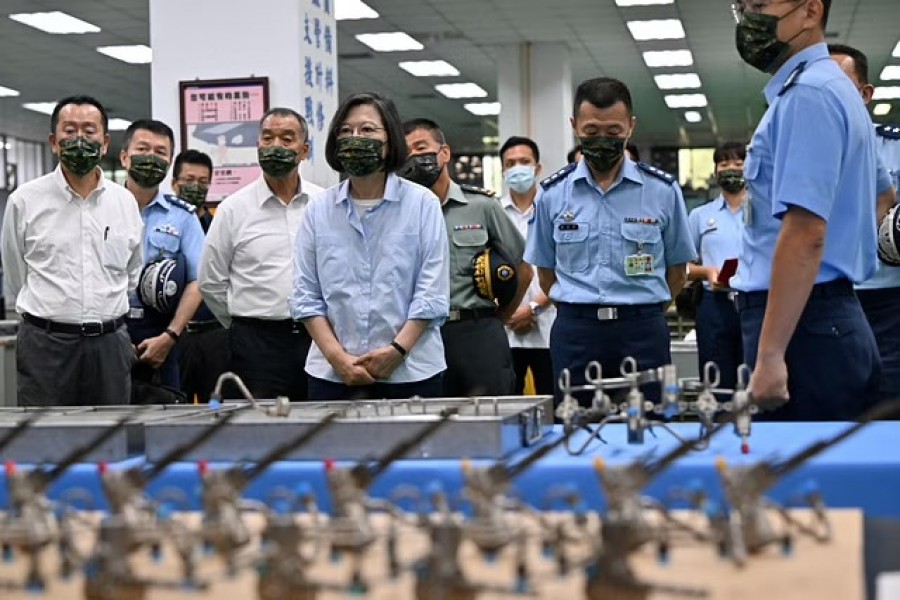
[0,0,896,154]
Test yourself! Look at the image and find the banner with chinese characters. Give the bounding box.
[179,77,269,204]
[299,0,338,188]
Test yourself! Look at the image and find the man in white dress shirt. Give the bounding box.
[1,95,143,406]
[498,136,556,395]
[199,108,323,401]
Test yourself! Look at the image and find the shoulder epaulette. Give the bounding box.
[876,124,900,140]
[540,163,577,190]
[460,183,497,198]
[636,162,676,185]
[778,60,807,97]
[164,194,197,213]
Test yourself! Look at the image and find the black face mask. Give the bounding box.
[580,136,626,173]
[735,2,806,73]
[717,168,746,193]
[398,152,442,188]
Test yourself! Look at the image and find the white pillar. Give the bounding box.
[150,0,338,199]
[497,43,573,177]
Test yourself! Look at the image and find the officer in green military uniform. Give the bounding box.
[402,118,531,397]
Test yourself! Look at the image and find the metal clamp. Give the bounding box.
[596,307,618,321]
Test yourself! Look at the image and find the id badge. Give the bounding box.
[625,253,654,277]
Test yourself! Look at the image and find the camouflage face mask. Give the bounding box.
[580,135,626,173]
[128,154,169,188]
[58,137,103,177]
[258,145,298,179]
[717,168,746,194]
[335,137,385,177]
[734,2,805,74]
[178,183,209,206]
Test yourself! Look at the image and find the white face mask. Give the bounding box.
[505,165,537,194]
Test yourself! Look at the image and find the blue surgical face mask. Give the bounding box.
[505,165,537,194]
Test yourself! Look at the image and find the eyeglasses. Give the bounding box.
[730,0,801,23]
[337,123,386,139]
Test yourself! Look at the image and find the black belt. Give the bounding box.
[23,313,126,337]
[556,302,664,321]
[186,320,222,334]
[232,316,306,333]
[446,307,498,323]
[734,278,854,312]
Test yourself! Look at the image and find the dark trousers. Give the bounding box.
[230,318,312,402]
[511,348,554,396]
[550,303,670,407]
[127,317,183,403]
[178,323,230,403]
[858,286,900,400]
[738,280,880,421]
[17,321,133,406]
[696,289,744,391]
[441,317,515,397]
[308,374,444,401]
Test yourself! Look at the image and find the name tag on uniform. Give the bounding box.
[625,252,654,277]
[558,223,580,231]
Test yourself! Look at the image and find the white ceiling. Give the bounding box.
[0,0,898,154]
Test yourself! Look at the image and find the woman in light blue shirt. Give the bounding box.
[292,92,450,400]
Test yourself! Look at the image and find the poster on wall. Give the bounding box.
[179,77,269,204]
[299,0,338,188]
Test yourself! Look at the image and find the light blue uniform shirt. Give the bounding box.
[732,43,881,292]
[129,189,205,310]
[292,173,450,383]
[857,125,900,291]
[524,158,696,305]
[688,196,744,289]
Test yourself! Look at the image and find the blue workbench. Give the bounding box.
[3,422,898,517]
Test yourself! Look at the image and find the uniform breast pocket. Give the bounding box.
[148,230,180,259]
[621,222,662,256]
[552,222,591,273]
[451,228,488,275]
[102,235,131,273]
[744,151,761,184]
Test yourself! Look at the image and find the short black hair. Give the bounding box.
[173,149,214,180]
[714,141,747,165]
[260,107,309,143]
[123,119,176,153]
[566,145,582,164]
[626,143,640,162]
[325,92,408,174]
[499,136,540,163]
[402,117,447,145]
[573,77,633,118]
[51,95,109,134]
[828,43,869,85]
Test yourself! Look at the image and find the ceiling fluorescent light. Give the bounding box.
[9,11,100,34]
[626,19,685,41]
[643,49,694,68]
[616,0,674,4]
[873,103,892,117]
[464,102,501,116]
[664,93,707,108]
[874,87,900,100]
[654,73,701,90]
[436,83,487,99]
[684,111,703,123]
[355,32,423,52]
[335,0,379,20]
[108,118,132,131]
[880,66,900,81]
[894,41,900,58]
[97,45,152,64]
[0,85,20,97]
[22,102,57,115]
[399,60,459,77]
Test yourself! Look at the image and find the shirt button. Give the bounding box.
[564,234,572,241]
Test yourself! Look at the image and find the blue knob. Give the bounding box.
[208,399,221,411]
[627,407,639,418]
